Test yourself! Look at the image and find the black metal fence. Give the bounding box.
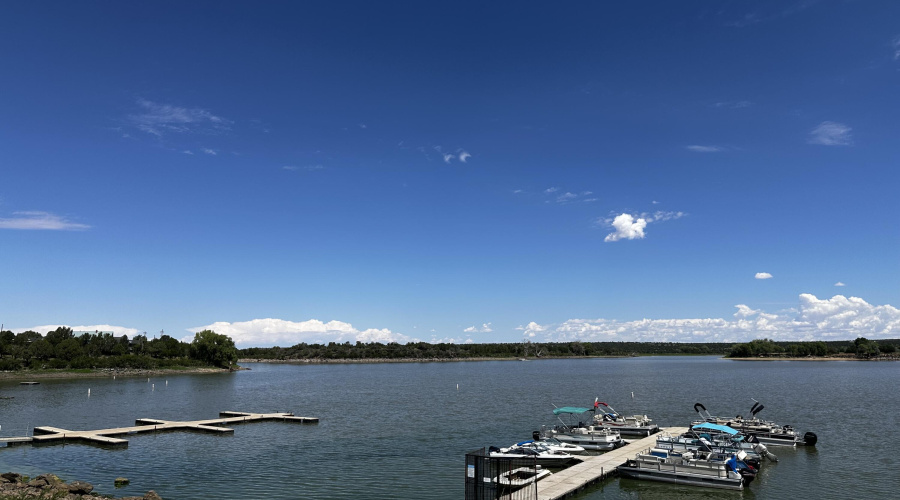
[464,448,539,500]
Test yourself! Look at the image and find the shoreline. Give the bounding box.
[238,354,668,364]
[727,356,898,361]
[0,366,234,381]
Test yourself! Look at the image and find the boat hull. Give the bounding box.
[616,465,745,491]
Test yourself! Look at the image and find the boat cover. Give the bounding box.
[553,407,592,415]
[692,422,739,435]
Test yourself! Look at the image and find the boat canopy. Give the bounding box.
[553,406,592,415]
[692,422,739,435]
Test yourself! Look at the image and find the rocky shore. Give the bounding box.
[0,367,233,381]
[0,473,161,500]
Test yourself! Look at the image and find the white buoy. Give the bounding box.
[456,384,459,391]
[631,391,634,399]
[152,383,155,391]
[147,377,150,382]
[88,388,91,397]
[165,380,168,386]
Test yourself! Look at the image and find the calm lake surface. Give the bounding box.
[1,357,897,499]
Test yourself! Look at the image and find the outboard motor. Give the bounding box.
[803,431,818,447]
[533,430,541,441]
[753,442,778,462]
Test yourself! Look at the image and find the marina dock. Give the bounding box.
[535,426,688,500]
[4,411,317,448]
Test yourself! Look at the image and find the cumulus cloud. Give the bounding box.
[129,99,231,137]
[604,213,647,242]
[686,145,724,153]
[808,121,852,146]
[458,151,471,162]
[834,282,846,287]
[186,318,412,347]
[0,211,90,230]
[600,211,684,242]
[755,272,773,280]
[463,323,493,333]
[516,321,547,338]
[528,294,900,343]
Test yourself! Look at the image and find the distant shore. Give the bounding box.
[727,356,897,361]
[238,355,644,364]
[0,366,233,381]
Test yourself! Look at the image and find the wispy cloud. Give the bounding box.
[201,148,218,156]
[714,100,753,109]
[834,282,846,287]
[808,121,852,146]
[128,99,231,137]
[463,323,493,333]
[526,294,900,343]
[755,272,773,280]
[686,145,724,153]
[187,318,411,347]
[600,211,686,242]
[458,151,471,163]
[283,164,325,172]
[442,153,455,163]
[0,211,90,231]
[893,35,900,60]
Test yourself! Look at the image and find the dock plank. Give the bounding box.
[21,411,317,448]
[536,426,687,500]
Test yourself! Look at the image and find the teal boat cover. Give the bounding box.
[552,407,592,415]
[692,422,739,435]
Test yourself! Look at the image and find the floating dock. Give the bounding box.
[535,426,688,500]
[4,411,317,448]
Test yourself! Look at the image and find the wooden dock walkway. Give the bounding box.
[535,426,687,500]
[5,411,317,448]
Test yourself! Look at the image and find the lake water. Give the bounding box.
[0,357,897,499]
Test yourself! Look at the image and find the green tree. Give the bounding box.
[45,326,74,346]
[55,338,85,361]
[28,339,54,361]
[189,330,238,368]
[15,331,42,345]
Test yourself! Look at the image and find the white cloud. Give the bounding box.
[282,165,299,171]
[714,101,752,109]
[834,282,846,287]
[463,323,493,333]
[808,121,852,146]
[600,211,685,242]
[202,148,218,156]
[442,153,455,163]
[531,294,900,342]
[893,35,900,60]
[604,213,647,242]
[516,321,547,338]
[458,151,471,162]
[129,99,231,137]
[686,145,724,153]
[182,150,194,155]
[755,272,773,280]
[186,318,412,347]
[0,211,90,231]
[545,187,559,193]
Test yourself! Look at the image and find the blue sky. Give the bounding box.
[2,1,898,347]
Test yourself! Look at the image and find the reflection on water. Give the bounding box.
[0,357,896,499]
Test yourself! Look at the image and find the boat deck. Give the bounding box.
[3,411,317,448]
[534,426,688,500]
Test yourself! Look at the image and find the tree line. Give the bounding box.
[0,327,239,371]
[239,340,731,361]
[725,337,898,359]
